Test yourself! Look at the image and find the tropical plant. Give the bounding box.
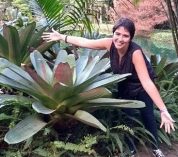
[0,49,145,144]
[12,0,32,20]
[150,55,178,81]
[0,22,53,66]
[27,0,95,34]
[150,55,178,144]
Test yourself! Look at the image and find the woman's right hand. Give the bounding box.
[160,110,175,134]
[42,28,62,42]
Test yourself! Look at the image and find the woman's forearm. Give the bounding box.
[141,80,167,111]
[42,29,112,50]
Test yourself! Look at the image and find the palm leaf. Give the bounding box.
[28,0,93,33]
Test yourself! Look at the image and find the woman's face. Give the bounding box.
[112,26,131,51]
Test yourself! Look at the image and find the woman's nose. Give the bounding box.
[118,35,123,41]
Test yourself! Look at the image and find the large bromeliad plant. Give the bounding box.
[0,50,145,144]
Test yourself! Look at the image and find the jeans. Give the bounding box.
[121,90,158,150]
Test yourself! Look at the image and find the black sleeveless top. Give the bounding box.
[110,41,156,98]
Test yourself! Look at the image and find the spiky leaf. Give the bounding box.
[72,110,106,132]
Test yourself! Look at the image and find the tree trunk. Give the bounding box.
[164,0,178,57]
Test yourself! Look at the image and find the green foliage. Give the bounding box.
[0,49,145,144]
[151,31,174,50]
[0,22,53,66]
[150,55,178,144]
[51,136,97,155]
[28,0,94,35]
[12,0,32,19]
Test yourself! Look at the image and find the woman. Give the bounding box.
[42,18,175,157]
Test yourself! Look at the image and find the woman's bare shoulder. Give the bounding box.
[102,38,112,50]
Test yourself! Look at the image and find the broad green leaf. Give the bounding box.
[19,22,36,62]
[66,54,76,68]
[30,51,53,84]
[0,113,13,121]
[64,87,112,109]
[79,87,111,101]
[29,26,46,48]
[25,66,53,94]
[86,74,131,90]
[88,58,110,79]
[32,101,55,114]
[0,61,45,97]
[94,73,113,81]
[4,115,47,144]
[54,50,68,70]
[76,56,100,85]
[75,55,89,78]
[3,25,21,66]
[0,33,9,58]
[0,74,50,101]
[52,83,75,102]
[70,99,145,114]
[1,68,39,91]
[0,94,33,109]
[81,98,145,109]
[72,110,106,132]
[0,58,39,87]
[34,95,58,109]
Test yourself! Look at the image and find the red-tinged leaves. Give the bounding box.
[25,66,53,95]
[112,0,167,33]
[54,63,73,86]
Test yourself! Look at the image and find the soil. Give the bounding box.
[137,142,178,157]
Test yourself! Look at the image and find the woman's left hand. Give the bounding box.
[160,111,175,133]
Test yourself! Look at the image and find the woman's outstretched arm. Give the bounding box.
[132,50,175,134]
[42,28,112,50]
